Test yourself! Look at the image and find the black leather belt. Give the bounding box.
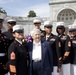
[32,60,41,63]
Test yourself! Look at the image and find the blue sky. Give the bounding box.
[0,0,50,17]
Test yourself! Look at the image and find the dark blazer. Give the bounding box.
[27,41,53,75]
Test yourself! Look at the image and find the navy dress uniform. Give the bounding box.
[0,17,9,75]
[68,25,76,75]
[3,19,16,75]
[56,22,71,75]
[0,29,8,75]
[8,25,28,75]
[43,21,62,75]
[3,19,16,47]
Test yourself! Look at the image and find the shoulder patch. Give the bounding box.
[10,52,16,60]
[10,65,16,73]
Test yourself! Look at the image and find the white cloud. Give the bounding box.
[16,3,50,17]
[0,0,15,4]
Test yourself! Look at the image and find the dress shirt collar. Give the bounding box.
[46,35,50,37]
[46,34,50,40]
[33,41,41,46]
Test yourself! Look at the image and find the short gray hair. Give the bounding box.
[30,29,41,36]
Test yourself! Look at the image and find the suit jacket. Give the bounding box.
[27,41,53,75]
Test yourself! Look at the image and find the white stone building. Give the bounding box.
[2,0,76,35]
[49,0,76,34]
[3,16,50,35]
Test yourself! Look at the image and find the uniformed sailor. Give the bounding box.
[68,25,75,39]
[43,21,62,75]
[33,18,46,38]
[8,25,28,75]
[68,25,76,75]
[3,18,16,47]
[56,22,71,75]
[0,16,8,75]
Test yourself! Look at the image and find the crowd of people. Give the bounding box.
[0,16,76,75]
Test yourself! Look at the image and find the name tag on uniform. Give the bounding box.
[50,38,55,41]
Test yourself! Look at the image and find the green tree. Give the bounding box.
[27,10,36,17]
[0,7,7,15]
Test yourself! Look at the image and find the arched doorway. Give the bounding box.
[57,9,76,25]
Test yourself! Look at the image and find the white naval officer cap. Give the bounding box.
[7,18,16,23]
[56,22,65,27]
[56,22,65,29]
[33,19,41,24]
[68,25,73,32]
[13,25,24,33]
[72,25,76,30]
[44,20,52,28]
[0,16,4,22]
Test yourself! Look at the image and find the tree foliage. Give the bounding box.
[0,7,7,15]
[27,10,36,17]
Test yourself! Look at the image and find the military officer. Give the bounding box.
[3,18,16,75]
[56,22,71,75]
[33,18,46,38]
[43,21,62,75]
[68,25,76,75]
[3,18,16,47]
[8,25,28,75]
[0,16,8,75]
[68,25,75,38]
